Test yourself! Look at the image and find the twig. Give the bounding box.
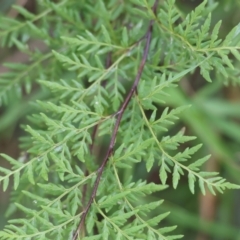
[73,1,158,239]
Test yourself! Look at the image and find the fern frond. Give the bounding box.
[137,98,240,194]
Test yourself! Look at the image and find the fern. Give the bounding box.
[0,0,240,239]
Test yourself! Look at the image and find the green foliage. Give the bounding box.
[0,0,240,239]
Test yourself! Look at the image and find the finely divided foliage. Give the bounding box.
[0,0,239,239]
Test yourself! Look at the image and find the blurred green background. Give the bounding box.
[0,1,240,240]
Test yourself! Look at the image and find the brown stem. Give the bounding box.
[73,2,158,239]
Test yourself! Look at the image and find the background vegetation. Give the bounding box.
[0,0,240,239]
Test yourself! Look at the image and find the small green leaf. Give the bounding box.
[22,191,50,205]
[121,27,129,47]
[159,225,177,234]
[99,192,130,208]
[13,172,20,190]
[0,154,23,168]
[27,163,35,185]
[207,183,216,195]
[188,155,211,170]
[146,151,154,172]
[12,5,35,19]
[86,209,96,233]
[150,110,157,123]
[102,219,109,239]
[147,212,170,226]
[188,172,195,194]
[101,25,111,44]
[160,160,168,185]
[37,183,65,194]
[39,161,48,181]
[199,178,206,195]
[15,203,36,215]
[173,165,180,189]
[210,20,222,46]
[219,53,234,69]
[231,48,240,61]
[82,235,102,240]
[3,177,9,192]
